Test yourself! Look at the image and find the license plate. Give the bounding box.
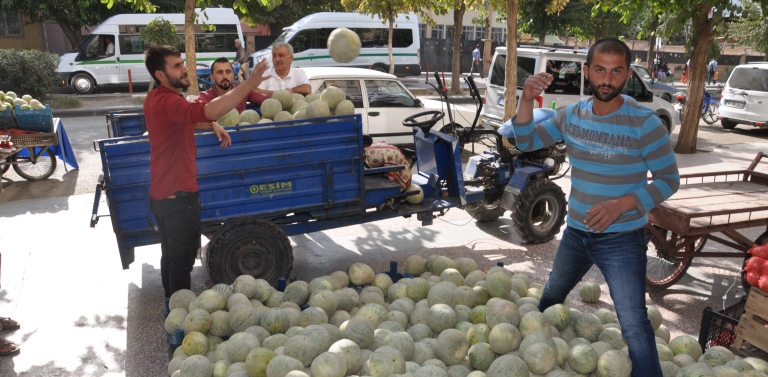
[725,100,745,109]
[497,97,504,106]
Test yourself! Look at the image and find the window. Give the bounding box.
[488,53,537,89]
[621,72,646,98]
[491,28,504,43]
[365,80,417,107]
[116,23,238,54]
[445,26,455,40]
[418,24,426,39]
[462,26,473,41]
[354,28,414,48]
[77,34,115,61]
[290,30,312,53]
[728,67,768,92]
[475,27,487,41]
[319,80,364,108]
[545,60,582,95]
[0,11,23,37]
[431,25,443,39]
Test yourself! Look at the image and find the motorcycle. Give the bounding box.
[674,91,719,125]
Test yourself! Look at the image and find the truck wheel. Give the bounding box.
[206,220,293,285]
[512,180,566,244]
[466,193,505,222]
[71,73,96,95]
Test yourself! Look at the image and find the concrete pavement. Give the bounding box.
[0,131,767,374]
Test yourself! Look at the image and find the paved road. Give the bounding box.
[1,111,767,375]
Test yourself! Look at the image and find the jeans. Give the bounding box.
[151,193,201,298]
[538,226,661,377]
[469,60,484,78]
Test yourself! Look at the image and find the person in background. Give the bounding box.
[235,39,250,83]
[195,57,268,113]
[143,45,269,298]
[681,59,690,84]
[469,44,484,78]
[105,36,115,57]
[257,42,311,96]
[634,54,642,64]
[513,38,679,377]
[652,53,663,78]
[708,58,718,85]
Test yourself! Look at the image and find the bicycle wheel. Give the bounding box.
[645,226,707,291]
[703,103,719,124]
[12,148,57,181]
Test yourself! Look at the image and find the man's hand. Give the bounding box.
[521,72,553,101]
[211,122,232,148]
[584,195,637,233]
[245,58,271,91]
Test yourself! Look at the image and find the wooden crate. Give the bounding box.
[732,288,768,356]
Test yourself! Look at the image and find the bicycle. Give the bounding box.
[674,91,720,125]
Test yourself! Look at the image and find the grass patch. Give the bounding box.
[131,96,146,106]
[45,95,82,109]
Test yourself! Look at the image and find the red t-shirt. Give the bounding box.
[144,85,212,200]
[195,84,268,112]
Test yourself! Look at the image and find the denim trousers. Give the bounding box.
[150,194,201,298]
[538,226,662,377]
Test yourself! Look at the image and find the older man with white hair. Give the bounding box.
[257,42,311,95]
[234,39,249,82]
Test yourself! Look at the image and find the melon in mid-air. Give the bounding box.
[328,28,362,64]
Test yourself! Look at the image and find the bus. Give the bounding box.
[57,8,243,94]
[249,12,421,77]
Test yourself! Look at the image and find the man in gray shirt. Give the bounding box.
[235,39,249,82]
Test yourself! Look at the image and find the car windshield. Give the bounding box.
[271,30,296,45]
[633,65,653,84]
[728,67,768,92]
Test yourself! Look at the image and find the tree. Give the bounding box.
[519,0,586,46]
[569,4,630,42]
[487,0,520,122]
[341,0,420,75]
[141,16,180,91]
[443,0,484,94]
[730,1,768,60]
[0,0,140,48]
[239,0,343,36]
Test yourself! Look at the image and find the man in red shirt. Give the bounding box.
[196,57,268,112]
[143,45,269,297]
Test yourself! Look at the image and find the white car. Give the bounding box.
[718,62,768,130]
[304,67,475,146]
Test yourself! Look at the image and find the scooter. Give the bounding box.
[674,91,719,125]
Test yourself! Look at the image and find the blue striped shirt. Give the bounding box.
[512,95,680,233]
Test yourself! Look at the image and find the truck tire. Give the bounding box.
[206,220,293,285]
[465,193,505,222]
[511,180,566,244]
[71,73,96,95]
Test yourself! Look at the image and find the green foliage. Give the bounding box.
[239,0,343,35]
[0,49,61,99]
[707,39,721,60]
[730,1,768,58]
[141,17,181,47]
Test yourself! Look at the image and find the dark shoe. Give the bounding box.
[0,339,19,358]
[0,317,20,332]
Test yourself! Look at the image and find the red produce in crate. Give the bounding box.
[759,275,768,293]
[750,243,768,259]
[747,271,761,287]
[746,257,766,273]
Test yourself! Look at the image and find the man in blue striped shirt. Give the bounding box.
[513,38,679,377]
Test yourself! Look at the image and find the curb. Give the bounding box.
[52,105,143,118]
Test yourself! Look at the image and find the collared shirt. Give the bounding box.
[258,67,309,92]
[235,46,248,64]
[472,48,481,61]
[106,43,115,56]
[144,85,212,200]
[195,83,268,113]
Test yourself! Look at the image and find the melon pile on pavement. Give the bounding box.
[166,255,768,377]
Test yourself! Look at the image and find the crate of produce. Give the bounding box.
[698,298,746,351]
[0,105,15,128]
[15,104,53,133]
[733,288,768,355]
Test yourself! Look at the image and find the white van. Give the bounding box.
[718,62,768,130]
[481,46,678,134]
[57,8,244,94]
[249,12,421,77]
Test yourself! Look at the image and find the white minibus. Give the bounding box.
[249,12,421,77]
[57,8,243,94]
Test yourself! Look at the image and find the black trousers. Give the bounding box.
[151,193,201,298]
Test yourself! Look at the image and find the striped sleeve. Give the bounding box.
[630,116,680,215]
[510,108,565,152]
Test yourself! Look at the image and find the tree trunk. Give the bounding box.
[675,1,715,154]
[451,5,466,94]
[388,18,395,75]
[55,19,83,49]
[646,16,659,72]
[538,32,546,46]
[503,0,519,122]
[185,0,199,96]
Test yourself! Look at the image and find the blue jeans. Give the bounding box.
[538,226,661,377]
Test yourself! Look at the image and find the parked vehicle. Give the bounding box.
[481,46,679,134]
[304,67,475,146]
[56,8,243,94]
[718,62,768,130]
[632,63,678,103]
[249,12,421,77]
[674,91,719,125]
